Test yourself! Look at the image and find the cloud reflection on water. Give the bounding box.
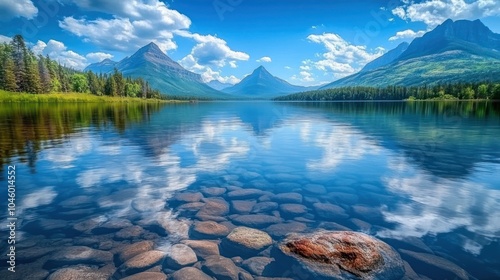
[380,157,500,255]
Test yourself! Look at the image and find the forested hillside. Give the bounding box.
[274,83,500,101]
[0,35,161,99]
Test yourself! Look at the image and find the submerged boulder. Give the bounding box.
[277,231,405,280]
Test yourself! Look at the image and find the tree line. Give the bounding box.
[274,83,500,101]
[0,35,161,99]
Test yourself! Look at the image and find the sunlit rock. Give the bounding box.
[278,231,405,280]
[164,244,198,269]
[222,226,273,257]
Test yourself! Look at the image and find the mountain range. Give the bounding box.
[222,66,318,98]
[85,19,500,99]
[85,43,228,99]
[321,19,500,89]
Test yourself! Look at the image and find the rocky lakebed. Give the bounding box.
[0,177,474,280]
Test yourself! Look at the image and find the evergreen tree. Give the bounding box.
[2,54,17,91]
[38,55,51,93]
[11,35,27,92]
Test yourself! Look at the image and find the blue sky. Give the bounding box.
[0,0,499,86]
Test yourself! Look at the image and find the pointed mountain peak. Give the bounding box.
[138,42,164,54]
[254,65,268,72]
[101,58,116,64]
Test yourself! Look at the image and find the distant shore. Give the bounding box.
[0,90,182,103]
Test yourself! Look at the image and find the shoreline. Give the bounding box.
[0,91,183,104]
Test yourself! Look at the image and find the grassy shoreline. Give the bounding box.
[0,90,183,103]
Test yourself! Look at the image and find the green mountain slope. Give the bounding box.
[321,19,500,89]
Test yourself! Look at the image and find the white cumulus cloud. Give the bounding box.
[86,52,114,63]
[392,0,500,28]
[31,39,113,70]
[389,29,426,41]
[306,33,385,79]
[257,56,272,63]
[59,0,191,52]
[0,0,38,21]
[0,34,11,43]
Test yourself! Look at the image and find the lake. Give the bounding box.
[0,101,499,279]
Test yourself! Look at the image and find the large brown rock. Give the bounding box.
[278,231,405,280]
[117,241,155,264]
[116,250,166,277]
[171,267,213,280]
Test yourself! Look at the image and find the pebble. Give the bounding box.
[242,257,275,276]
[279,204,308,217]
[172,192,204,203]
[47,246,113,268]
[264,222,308,238]
[118,241,155,264]
[399,249,469,280]
[231,200,257,214]
[252,202,279,213]
[202,255,240,280]
[117,250,166,277]
[227,189,265,200]
[48,266,109,280]
[313,202,348,220]
[122,272,167,280]
[303,184,327,195]
[115,226,145,240]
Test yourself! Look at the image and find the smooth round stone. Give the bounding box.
[118,241,155,264]
[327,192,359,204]
[201,187,227,197]
[399,249,469,280]
[156,213,191,239]
[182,240,220,259]
[93,218,133,234]
[313,203,348,220]
[275,182,302,190]
[73,216,107,233]
[48,246,113,268]
[122,272,167,280]
[17,247,56,262]
[115,226,145,240]
[0,265,49,280]
[171,267,213,280]
[266,173,303,182]
[350,218,372,232]
[264,222,308,238]
[242,257,275,276]
[197,198,230,217]
[303,184,327,195]
[222,227,273,257]
[231,214,283,228]
[278,231,405,280]
[231,200,257,214]
[132,198,165,212]
[177,202,205,212]
[227,189,266,199]
[192,221,230,239]
[202,255,240,280]
[351,205,383,220]
[318,222,352,231]
[117,250,166,277]
[252,202,279,213]
[172,192,204,203]
[48,266,109,280]
[272,193,303,204]
[165,244,198,269]
[279,204,308,216]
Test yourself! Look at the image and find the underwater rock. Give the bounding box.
[47,246,113,268]
[202,255,240,280]
[272,193,303,204]
[164,244,198,269]
[182,240,220,259]
[278,231,405,280]
[200,187,227,197]
[227,189,266,199]
[303,184,327,195]
[116,250,166,277]
[279,204,308,217]
[313,203,348,220]
[399,249,469,280]
[231,200,257,214]
[47,266,109,280]
[222,226,273,257]
[242,256,275,276]
[252,202,279,213]
[115,226,145,240]
[264,222,308,238]
[117,241,155,264]
[191,221,230,239]
[231,214,283,228]
[171,267,214,280]
[172,192,204,203]
[197,198,230,217]
[122,272,167,280]
[131,198,165,212]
